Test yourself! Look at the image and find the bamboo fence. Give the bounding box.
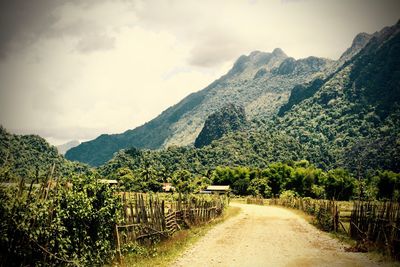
[350,201,400,259]
[270,197,340,232]
[246,197,264,205]
[115,192,227,260]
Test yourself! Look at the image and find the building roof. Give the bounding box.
[98,179,118,184]
[162,183,175,191]
[206,185,230,191]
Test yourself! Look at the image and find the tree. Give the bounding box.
[190,176,211,193]
[116,167,141,191]
[171,170,194,193]
[248,177,271,198]
[212,166,234,186]
[323,169,355,200]
[285,167,313,197]
[262,163,294,196]
[375,170,400,201]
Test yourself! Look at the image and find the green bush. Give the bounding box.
[375,170,400,201]
[279,190,296,199]
[0,175,121,266]
[248,177,272,198]
[315,207,334,231]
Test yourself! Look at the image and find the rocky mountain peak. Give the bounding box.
[352,32,372,47]
[194,103,247,148]
[339,32,372,62]
[227,49,288,78]
[272,48,287,58]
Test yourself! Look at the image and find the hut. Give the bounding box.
[202,185,230,195]
[98,179,118,187]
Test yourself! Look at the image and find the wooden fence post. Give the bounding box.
[115,224,122,263]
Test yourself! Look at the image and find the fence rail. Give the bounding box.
[246,197,264,205]
[270,197,339,231]
[350,201,400,259]
[115,192,227,260]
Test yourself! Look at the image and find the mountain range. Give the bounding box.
[1,20,398,185]
[66,25,379,166]
[96,21,400,180]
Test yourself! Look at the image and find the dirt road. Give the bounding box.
[172,203,387,267]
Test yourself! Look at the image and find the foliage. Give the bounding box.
[278,78,324,116]
[323,169,356,200]
[261,162,293,196]
[116,167,140,191]
[273,196,338,232]
[190,175,211,193]
[100,149,400,201]
[2,19,400,267]
[211,166,252,195]
[64,23,400,187]
[374,170,400,201]
[171,170,194,193]
[0,126,92,183]
[194,103,247,148]
[248,177,271,198]
[279,190,298,200]
[0,175,121,266]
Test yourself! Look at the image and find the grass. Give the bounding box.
[113,205,241,267]
[229,197,247,204]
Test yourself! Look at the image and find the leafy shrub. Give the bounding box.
[279,190,298,199]
[0,175,121,266]
[315,207,334,231]
[375,170,400,201]
[248,177,271,198]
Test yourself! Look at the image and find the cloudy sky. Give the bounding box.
[0,0,399,145]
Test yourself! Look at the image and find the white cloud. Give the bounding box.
[75,33,115,53]
[0,22,230,144]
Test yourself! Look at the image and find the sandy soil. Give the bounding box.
[172,203,389,267]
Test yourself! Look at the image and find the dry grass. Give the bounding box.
[229,197,247,204]
[113,205,241,267]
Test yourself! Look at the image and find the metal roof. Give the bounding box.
[98,179,118,184]
[206,185,230,191]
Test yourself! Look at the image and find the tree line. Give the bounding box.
[105,159,400,201]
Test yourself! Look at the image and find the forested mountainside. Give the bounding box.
[99,21,400,178]
[0,127,89,182]
[272,22,400,174]
[194,103,247,148]
[67,48,337,166]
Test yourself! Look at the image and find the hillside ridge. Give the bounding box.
[66,29,376,166]
[98,21,400,177]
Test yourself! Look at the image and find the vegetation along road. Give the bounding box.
[172,203,387,267]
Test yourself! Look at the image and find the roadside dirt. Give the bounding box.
[172,203,389,267]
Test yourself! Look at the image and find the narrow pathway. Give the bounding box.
[172,203,387,267]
